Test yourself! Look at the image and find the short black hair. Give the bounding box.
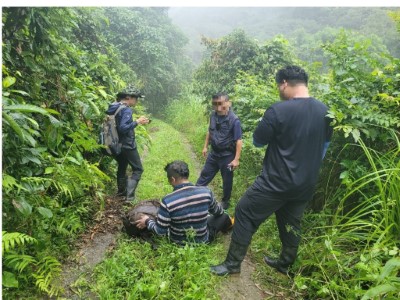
[212,92,229,101]
[275,65,309,86]
[164,160,189,179]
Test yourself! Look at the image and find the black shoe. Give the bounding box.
[263,256,288,274]
[126,178,138,202]
[210,261,240,276]
[210,240,248,276]
[116,177,127,197]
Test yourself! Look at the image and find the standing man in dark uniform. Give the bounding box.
[106,86,150,202]
[211,66,333,276]
[196,92,243,209]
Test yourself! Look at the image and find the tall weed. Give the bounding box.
[164,93,208,152]
[297,131,400,299]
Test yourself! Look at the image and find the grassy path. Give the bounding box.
[60,119,266,299]
[135,119,202,201]
[77,119,225,299]
[136,119,265,300]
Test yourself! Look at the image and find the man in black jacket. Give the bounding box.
[106,86,150,202]
[210,66,333,276]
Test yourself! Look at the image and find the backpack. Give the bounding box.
[99,104,126,156]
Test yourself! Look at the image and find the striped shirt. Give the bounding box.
[146,183,224,244]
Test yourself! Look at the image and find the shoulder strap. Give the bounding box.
[113,104,126,117]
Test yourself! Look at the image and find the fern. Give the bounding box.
[2,232,62,296]
[2,231,37,254]
[21,176,73,200]
[56,214,83,237]
[3,253,37,273]
[2,231,38,290]
[2,174,26,194]
[33,256,62,296]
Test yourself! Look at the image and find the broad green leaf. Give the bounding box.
[48,115,62,126]
[66,156,81,165]
[45,108,60,115]
[87,98,100,116]
[5,104,49,115]
[9,89,30,96]
[44,167,55,174]
[3,76,16,88]
[2,112,24,139]
[21,128,37,147]
[361,284,397,300]
[37,207,53,219]
[377,257,400,283]
[12,199,32,216]
[339,171,349,179]
[352,128,361,142]
[45,125,60,150]
[98,89,108,99]
[2,271,19,288]
[26,156,42,165]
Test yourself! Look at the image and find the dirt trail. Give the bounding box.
[182,136,266,300]
[59,126,267,299]
[58,196,126,299]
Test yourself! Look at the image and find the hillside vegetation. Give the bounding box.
[2,7,400,299]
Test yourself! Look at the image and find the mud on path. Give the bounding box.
[58,195,127,299]
[59,125,268,299]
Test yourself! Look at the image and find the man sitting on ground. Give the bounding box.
[135,160,232,244]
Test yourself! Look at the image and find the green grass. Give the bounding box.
[164,95,208,152]
[91,238,225,300]
[86,119,227,299]
[135,119,201,202]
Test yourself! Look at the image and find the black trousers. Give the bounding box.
[196,152,235,202]
[116,147,143,181]
[231,184,309,248]
[207,213,232,243]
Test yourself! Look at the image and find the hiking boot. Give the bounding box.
[263,246,298,275]
[210,240,248,276]
[126,178,139,202]
[116,176,127,196]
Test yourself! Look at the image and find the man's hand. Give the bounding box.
[136,116,150,125]
[202,147,208,158]
[228,159,239,170]
[134,215,150,229]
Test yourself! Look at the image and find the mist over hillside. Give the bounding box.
[168,7,399,64]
